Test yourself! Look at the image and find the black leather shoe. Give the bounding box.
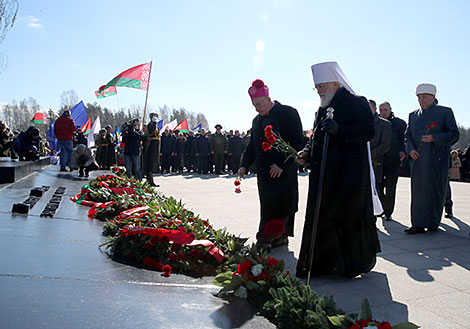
[404,227,425,234]
[444,213,453,219]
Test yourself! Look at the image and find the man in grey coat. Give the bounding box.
[369,100,391,204]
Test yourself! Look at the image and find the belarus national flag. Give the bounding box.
[31,112,46,124]
[95,85,117,98]
[174,119,189,133]
[96,62,151,95]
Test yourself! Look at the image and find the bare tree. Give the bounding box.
[0,0,18,73]
[158,105,170,124]
[196,113,209,130]
[60,90,79,110]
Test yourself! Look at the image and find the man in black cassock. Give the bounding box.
[404,83,459,234]
[296,62,380,278]
[238,79,303,250]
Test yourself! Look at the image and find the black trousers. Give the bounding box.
[445,179,453,215]
[213,153,224,174]
[161,154,171,173]
[379,164,400,217]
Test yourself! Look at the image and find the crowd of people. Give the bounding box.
[1,61,469,279]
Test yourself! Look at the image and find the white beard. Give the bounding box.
[320,90,335,108]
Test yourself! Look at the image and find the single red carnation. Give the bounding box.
[235,187,241,194]
[252,79,265,88]
[237,259,255,281]
[378,322,392,329]
[266,257,279,267]
[266,134,276,144]
[262,142,271,151]
[234,180,241,186]
[432,122,437,127]
[162,265,172,277]
[264,125,273,135]
[358,318,370,327]
[426,125,431,130]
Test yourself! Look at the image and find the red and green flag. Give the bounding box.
[81,118,92,135]
[174,119,189,133]
[96,62,151,95]
[95,85,117,98]
[31,112,46,124]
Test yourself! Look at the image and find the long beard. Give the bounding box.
[320,90,335,108]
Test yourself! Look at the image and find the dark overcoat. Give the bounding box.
[241,101,303,223]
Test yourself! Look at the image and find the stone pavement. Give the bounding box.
[1,166,469,328]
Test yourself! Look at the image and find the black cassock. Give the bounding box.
[297,88,381,278]
[241,101,303,237]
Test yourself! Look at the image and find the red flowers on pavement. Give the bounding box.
[234,178,242,194]
[162,264,172,277]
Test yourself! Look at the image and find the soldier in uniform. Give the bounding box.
[105,125,117,169]
[143,113,161,186]
[95,129,108,169]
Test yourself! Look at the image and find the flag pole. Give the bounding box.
[142,60,153,126]
[116,92,121,113]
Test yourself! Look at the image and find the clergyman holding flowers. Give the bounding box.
[238,79,303,251]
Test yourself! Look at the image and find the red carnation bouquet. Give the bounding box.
[263,125,298,162]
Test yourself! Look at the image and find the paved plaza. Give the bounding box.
[1,165,469,328]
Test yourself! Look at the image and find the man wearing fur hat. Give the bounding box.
[143,113,161,186]
[404,83,459,234]
[296,62,380,278]
[238,79,303,250]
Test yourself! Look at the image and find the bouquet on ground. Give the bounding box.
[262,125,298,162]
[234,177,242,194]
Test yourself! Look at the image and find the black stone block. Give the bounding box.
[12,203,30,214]
[30,188,44,197]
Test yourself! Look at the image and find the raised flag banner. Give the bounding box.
[95,85,117,98]
[160,119,178,134]
[157,120,163,130]
[192,124,201,133]
[306,129,313,137]
[81,118,92,135]
[70,101,89,129]
[97,63,151,94]
[174,119,189,132]
[87,116,101,147]
[31,112,46,124]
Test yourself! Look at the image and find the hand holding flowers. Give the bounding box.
[263,125,299,162]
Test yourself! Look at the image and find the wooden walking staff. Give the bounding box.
[141,61,153,126]
[307,107,334,285]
